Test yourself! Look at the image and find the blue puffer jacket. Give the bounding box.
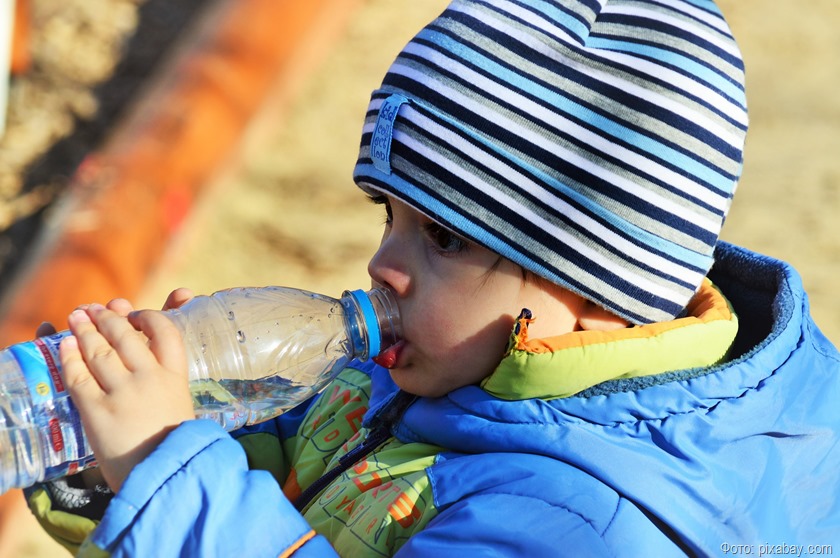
[64,242,840,556]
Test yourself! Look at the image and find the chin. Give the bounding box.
[388,369,445,398]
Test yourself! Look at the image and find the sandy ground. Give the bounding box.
[6,1,840,556]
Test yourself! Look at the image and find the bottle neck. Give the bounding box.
[341,288,401,360]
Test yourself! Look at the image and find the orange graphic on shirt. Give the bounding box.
[388,492,422,528]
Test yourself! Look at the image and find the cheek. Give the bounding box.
[411,303,460,354]
[415,301,514,373]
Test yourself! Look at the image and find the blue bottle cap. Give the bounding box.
[348,289,381,358]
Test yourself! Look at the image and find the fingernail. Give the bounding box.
[69,309,91,323]
[88,303,106,313]
[61,335,78,349]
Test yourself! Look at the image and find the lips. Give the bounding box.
[373,339,405,369]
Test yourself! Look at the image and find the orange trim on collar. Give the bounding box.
[516,279,732,353]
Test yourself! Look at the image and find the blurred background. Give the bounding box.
[0,0,838,555]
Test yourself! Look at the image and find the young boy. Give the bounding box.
[28,0,840,555]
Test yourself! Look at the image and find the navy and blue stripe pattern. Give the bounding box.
[354,0,747,324]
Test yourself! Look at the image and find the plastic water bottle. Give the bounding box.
[0,286,400,494]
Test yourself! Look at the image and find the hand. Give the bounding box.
[38,292,194,490]
[59,300,194,492]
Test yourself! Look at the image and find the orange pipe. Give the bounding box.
[10,0,30,75]
[0,0,361,344]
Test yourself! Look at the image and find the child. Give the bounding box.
[27,0,840,555]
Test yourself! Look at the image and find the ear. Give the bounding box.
[577,302,630,332]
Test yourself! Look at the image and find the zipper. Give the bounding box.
[292,391,417,512]
[292,425,390,511]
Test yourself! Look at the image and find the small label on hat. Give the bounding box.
[371,94,409,175]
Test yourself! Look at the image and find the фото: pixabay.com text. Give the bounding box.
[720,543,833,557]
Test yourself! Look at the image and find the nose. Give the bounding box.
[368,233,411,296]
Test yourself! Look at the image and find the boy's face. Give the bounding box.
[367,195,583,397]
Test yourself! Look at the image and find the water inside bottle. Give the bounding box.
[190,375,328,430]
[0,424,42,491]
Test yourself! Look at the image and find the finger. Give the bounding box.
[84,304,155,374]
[67,307,129,391]
[128,310,187,374]
[162,288,194,311]
[59,334,105,410]
[106,298,135,317]
[35,321,57,338]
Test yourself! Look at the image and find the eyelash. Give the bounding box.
[423,223,468,256]
[368,195,392,226]
[367,194,469,256]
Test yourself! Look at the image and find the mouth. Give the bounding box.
[373,339,405,369]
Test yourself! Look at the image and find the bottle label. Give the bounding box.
[9,332,94,480]
[10,332,69,406]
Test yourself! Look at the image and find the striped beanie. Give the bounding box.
[353,0,748,324]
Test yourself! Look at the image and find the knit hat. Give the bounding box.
[353,0,747,324]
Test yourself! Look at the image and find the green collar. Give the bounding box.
[481,280,738,400]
